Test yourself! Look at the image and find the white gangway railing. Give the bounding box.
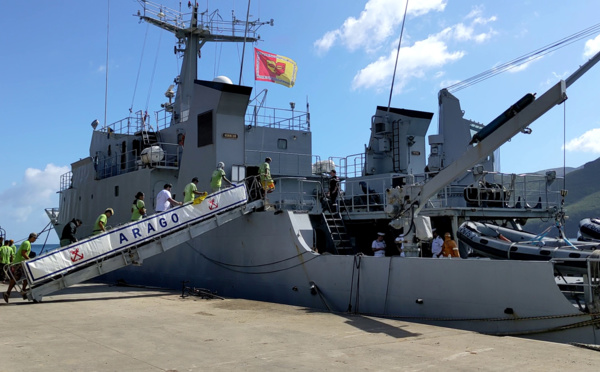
[22,185,261,302]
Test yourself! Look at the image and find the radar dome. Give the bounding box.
[213,76,233,84]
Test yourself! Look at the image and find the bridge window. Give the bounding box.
[278,139,287,150]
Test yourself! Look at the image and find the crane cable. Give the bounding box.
[446,22,600,93]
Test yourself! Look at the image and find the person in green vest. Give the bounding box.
[7,239,16,258]
[3,232,37,303]
[210,163,232,192]
[259,157,274,196]
[0,240,14,282]
[92,208,114,235]
[184,177,204,203]
[131,192,147,221]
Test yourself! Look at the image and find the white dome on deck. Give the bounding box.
[213,76,233,84]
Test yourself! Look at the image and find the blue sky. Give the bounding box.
[1,0,600,244]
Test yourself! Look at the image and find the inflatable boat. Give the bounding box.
[578,218,600,241]
[457,221,599,275]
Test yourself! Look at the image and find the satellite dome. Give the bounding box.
[213,76,233,84]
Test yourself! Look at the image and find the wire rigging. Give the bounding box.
[145,30,163,113]
[446,22,600,93]
[104,0,111,126]
[387,0,409,111]
[130,23,151,113]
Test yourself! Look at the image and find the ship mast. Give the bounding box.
[136,0,272,121]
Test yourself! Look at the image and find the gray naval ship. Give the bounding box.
[44,1,600,344]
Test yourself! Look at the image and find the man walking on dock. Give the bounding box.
[3,232,37,303]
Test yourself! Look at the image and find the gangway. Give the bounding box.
[20,185,262,302]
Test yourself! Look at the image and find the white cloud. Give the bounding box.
[0,163,68,241]
[315,2,497,93]
[583,34,600,58]
[563,128,600,153]
[352,34,464,92]
[506,58,538,73]
[314,0,447,54]
[313,30,339,54]
[440,79,461,88]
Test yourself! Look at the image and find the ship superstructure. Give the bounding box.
[41,1,600,345]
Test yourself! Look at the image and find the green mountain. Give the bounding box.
[525,157,600,238]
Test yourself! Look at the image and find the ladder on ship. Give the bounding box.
[22,186,262,302]
[323,211,353,254]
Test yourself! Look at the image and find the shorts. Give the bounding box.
[11,264,25,281]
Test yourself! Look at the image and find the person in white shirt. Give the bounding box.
[431,228,444,258]
[372,232,386,257]
[156,183,182,212]
[395,233,406,257]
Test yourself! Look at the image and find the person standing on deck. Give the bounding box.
[395,233,407,257]
[442,232,460,258]
[372,232,387,257]
[60,218,82,247]
[3,232,37,303]
[431,229,443,258]
[184,177,205,203]
[259,157,274,194]
[92,208,114,235]
[328,169,340,212]
[131,192,147,221]
[156,184,182,212]
[210,163,233,192]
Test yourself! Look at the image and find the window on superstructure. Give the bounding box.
[197,111,213,147]
[277,139,287,150]
[115,186,119,197]
[121,141,127,170]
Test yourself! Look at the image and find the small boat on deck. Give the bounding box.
[578,218,600,241]
[458,221,600,275]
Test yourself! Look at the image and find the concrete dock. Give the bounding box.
[1,282,599,371]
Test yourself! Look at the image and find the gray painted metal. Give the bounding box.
[43,3,600,345]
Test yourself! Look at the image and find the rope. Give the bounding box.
[346,253,363,312]
[570,343,600,352]
[183,240,321,274]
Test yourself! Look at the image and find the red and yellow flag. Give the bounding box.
[254,48,298,88]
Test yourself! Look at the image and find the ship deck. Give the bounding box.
[1,282,598,371]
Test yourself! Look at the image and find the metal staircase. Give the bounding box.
[323,211,353,254]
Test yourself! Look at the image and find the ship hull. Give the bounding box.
[100,210,600,345]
